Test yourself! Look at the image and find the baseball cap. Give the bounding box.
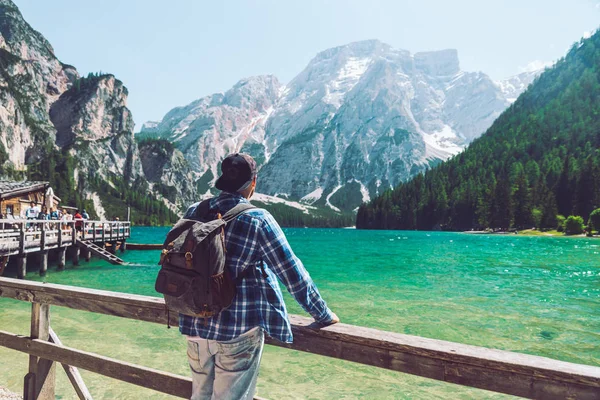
[215,153,257,192]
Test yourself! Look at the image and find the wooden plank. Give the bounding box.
[126,243,162,250]
[26,303,55,400]
[0,277,599,399]
[0,330,191,398]
[49,328,93,400]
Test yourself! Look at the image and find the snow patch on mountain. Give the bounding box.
[252,193,317,214]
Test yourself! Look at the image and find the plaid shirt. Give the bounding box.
[179,192,334,343]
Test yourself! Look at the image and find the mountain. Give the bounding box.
[357,30,600,231]
[142,40,539,212]
[0,0,176,225]
[496,69,547,103]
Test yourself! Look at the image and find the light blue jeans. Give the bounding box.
[187,327,265,400]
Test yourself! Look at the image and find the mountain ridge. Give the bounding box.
[141,39,543,212]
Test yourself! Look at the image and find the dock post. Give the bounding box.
[17,254,27,279]
[71,246,80,266]
[57,248,66,271]
[83,248,91,262]
[39,251,49,276]
[120,239,126,252]
[108,242,117,254]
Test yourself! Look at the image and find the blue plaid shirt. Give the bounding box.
[179,192,335,343]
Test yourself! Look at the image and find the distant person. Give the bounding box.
[74,210,83,234]
[82,209,90,220]
[25,202,38,219]
[61,210,72,230]
[38,205,48,220]
[180,153,339,400]
[50,208,59,220]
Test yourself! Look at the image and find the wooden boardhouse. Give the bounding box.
[0,180,131,278]
[0,180,59,218]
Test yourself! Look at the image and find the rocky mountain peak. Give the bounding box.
[141,40,543,213]
[222,74,281,110]
[414,49,460,76]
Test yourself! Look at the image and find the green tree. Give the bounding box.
[564,215,585,235]
[589,208,600,234]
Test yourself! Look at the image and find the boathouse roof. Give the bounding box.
[0,180,50,200]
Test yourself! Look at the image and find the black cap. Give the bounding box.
[215,153,257,192]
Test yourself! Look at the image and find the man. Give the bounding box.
[25,202,38,219]
[182,153,339,400]
[73,210,83,235]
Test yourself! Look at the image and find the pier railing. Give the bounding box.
[0,219,130,256]
[0,277,598,399]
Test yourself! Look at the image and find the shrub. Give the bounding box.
[589,208,600,234]
[556,214,566,232]
[564,215,585,235]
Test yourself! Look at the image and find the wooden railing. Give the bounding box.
[0,220,131,256]
[0,277,598,399]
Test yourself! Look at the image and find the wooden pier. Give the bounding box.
[0,219,130,277]
[0,277,598,399]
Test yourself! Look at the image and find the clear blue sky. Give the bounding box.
[13,0,600,129]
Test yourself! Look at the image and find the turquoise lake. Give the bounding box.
[0,228,599,399]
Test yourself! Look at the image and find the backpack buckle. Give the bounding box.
[159,249,169,265]
[185,252,193,269]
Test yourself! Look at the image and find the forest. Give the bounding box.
[357,30,600,232]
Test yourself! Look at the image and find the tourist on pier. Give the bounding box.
[61,210,72,231]
[24,202,38,219]
[82,209,89,220]
[38,206,48,220]
[74,210,83,235]
[181,153,339,400]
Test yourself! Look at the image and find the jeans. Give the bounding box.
[187,327,265,400]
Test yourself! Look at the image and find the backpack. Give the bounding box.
[155,200,256,322]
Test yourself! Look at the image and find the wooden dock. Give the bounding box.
[0,277,598,399]
[0,219,130,277]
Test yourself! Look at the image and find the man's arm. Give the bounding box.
[258,211,338,325]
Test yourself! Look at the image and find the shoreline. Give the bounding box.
[463,229,597,238]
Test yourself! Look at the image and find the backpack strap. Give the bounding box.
[192,199,212,219]
[222,203,256,223]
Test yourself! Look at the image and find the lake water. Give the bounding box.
[0,228,599,399]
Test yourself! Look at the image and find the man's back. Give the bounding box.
[180,192,334,343]
[179,153,337,400]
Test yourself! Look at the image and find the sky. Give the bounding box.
[13,0,600,129]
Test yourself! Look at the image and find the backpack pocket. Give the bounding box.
[155,268,193,297]
[155,268,209,316]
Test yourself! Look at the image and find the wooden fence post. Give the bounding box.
[24,303,55,400]
[19,221,25,254]
[57,223,62,248]
[40,221,46,251]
